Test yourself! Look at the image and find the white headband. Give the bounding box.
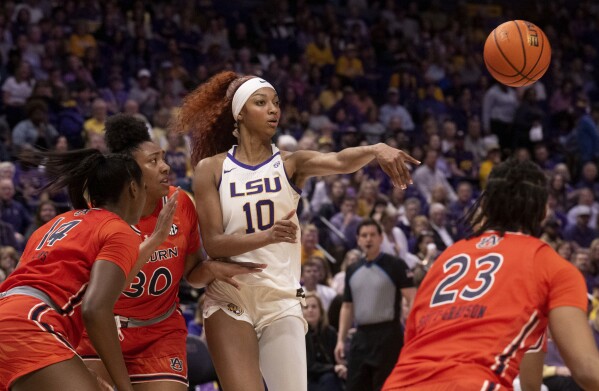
[231,78,275,120]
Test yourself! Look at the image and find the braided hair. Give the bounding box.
[465,158,548,238]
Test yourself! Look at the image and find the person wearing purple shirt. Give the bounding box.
[0,178,31,235]
[563,205,598,248]
[330,196,363,252]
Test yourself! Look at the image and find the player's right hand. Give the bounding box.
[266,209,297,244]
[151,188,179,243]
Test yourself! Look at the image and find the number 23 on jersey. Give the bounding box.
[430,253,504,307]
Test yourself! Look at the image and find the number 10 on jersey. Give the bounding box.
[243,200,275,234]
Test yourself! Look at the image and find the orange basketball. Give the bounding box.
[483,20,551,87]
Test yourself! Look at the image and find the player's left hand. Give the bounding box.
[373,144,420,189]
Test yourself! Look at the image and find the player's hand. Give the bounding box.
[373,143,420,189]
[150,188,179,243]
[265,209,297,244]
[334,340,346,364]
[205,258,267,290]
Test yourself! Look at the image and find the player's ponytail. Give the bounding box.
[24,149,143,210]
[175,71,241,166]
[465,158,548,238]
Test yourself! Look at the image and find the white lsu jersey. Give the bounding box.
[217,144,302,296]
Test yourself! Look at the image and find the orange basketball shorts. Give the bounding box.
[0,295,78,391]
[77,309,188,386]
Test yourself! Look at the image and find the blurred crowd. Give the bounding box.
[0,0,599,389]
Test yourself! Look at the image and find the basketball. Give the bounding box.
[483,20,551,87]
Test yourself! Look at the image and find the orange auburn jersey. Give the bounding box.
[0,209,140,344]
[384,231,587,391]
[114,187,200,320]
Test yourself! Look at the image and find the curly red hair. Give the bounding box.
[175,71,256,166]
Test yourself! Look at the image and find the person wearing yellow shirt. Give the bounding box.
[335,44,364,80]
[68,21,97,58]
[305,32,335,68]
[83,98,108,139]
[479,142,502,189]
[318,75,344,111]
[301,224,326,265]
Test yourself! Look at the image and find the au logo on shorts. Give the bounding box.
[169,224,178,236]
[170,357,184,372]
[227,303,244,316]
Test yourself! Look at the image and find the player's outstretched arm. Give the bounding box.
[283,143,420,190]
[549,306,599,389]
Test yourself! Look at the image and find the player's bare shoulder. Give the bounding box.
[194,152,228,188]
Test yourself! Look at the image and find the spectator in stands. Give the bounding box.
[305,30,335,69]
[482,82,518,153]
[377,210,418,269]
[462,115,486,164]
[24,199,57,241]
[330,196,362,254]
[304,292,346,391]
[129,68,159,121]
[83,98,108,138]
[319,74,343,111]
[540,216,564,251]
[447,181,474,235]
[0,178,31,238]
[379,87,414,131]
[557,241,575,262]
[412,149,457,203]
[2,60,34,127]
[512,88,545,151]
[0,218,18,250]
[479,141,502,189]
[11,98,58,154]
[56,90,85,149]
[567,188,599,229]
[398,197,423,238]
[533,143,558,172]
[335,43,363,81]
[428,202,455,251]
[68,19,96,58]
[99,75,128,114]
[164,128,191,185]
[0,245,19,275]
[572,248,595,292]
[573,96,599,166]
[302,224,326,265]
[331,249,361,297]
[302,259,338,312]
[564,205,598,249]
[576,162,599,200]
